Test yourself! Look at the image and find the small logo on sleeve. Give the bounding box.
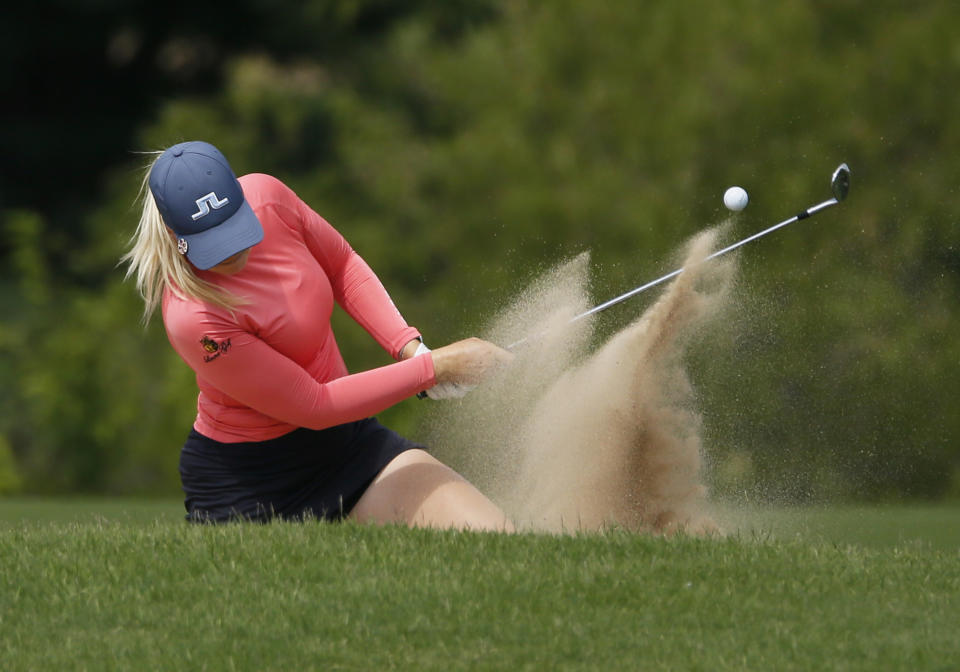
[199,335,232,363]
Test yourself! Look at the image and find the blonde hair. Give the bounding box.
[121,152,244,323]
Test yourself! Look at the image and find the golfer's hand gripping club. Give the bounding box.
[413,341,471,399]
[414,338,513,400]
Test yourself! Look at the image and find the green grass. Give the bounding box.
[1,500,958,671]
[0,497,181,526]
[715,501,960,552]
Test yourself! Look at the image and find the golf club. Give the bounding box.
[507,163,851,350]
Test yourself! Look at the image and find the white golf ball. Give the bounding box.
[723,186,749,211]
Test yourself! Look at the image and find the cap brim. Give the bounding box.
[182,199,264,270]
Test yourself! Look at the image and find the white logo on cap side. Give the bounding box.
[191,192,230,221]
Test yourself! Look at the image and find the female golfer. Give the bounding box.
[123,140,513,530]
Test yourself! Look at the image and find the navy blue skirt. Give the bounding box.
[179,417,422,523]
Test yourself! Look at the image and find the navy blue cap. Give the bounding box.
[148,141,264,270]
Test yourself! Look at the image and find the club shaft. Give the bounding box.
[507,196,839,350]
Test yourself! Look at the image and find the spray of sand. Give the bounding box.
[424,227,736,534]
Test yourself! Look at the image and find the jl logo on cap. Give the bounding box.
[192,192,230,221]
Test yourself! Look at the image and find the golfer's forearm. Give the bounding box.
[203,350,435,431]
[336,252,422,359]
[180,326,435,431]
[292,356,436,429]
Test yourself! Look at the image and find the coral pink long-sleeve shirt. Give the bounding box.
[162,173,435,443]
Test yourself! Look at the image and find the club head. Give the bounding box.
[831,163,851,202]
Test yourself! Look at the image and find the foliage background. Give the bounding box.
[1,0,957,502]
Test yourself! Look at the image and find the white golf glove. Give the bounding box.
[413,341,474,400]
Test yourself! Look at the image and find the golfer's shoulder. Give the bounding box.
[239,173,298,210]
[240,173,308,236]
[161,289,236,344]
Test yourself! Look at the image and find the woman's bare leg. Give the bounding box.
[349,449,514,532]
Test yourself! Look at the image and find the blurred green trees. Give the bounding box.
[1,0,957,501]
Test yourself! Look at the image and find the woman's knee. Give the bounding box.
[350,449,513,532]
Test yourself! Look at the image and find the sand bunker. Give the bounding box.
[425,227,736,533]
